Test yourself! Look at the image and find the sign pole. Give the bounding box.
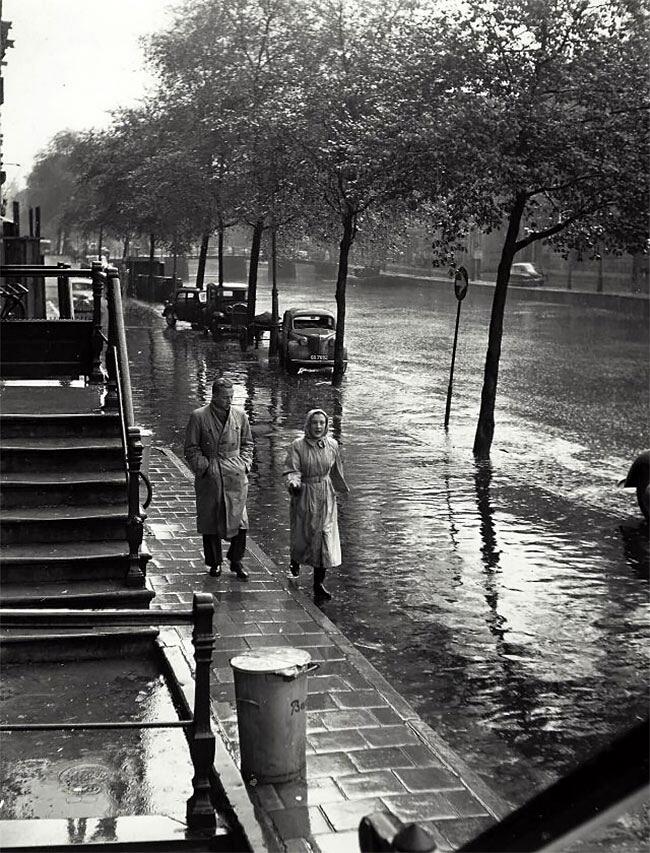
[444,266,469,430]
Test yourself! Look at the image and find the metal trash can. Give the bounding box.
[230,647,317,783]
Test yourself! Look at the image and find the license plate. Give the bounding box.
[310,355,327,360]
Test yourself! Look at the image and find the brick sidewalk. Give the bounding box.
[145,446,508,853]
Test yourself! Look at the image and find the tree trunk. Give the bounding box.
[218,224,224,287]
[98,226,103,261]
[148,233,156,296]
[57,226,63,255]
[332,208,355,386]
[247,219,264,328]
[196,231,210,290]
[597,251,604,293]
[473,195,526,458]
[122,235,130,260]
[270,226,279,358]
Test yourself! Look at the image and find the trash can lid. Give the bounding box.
[230,646,312,675]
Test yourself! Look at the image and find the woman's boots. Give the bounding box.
[313,566,332,602]
[289,560,301,577]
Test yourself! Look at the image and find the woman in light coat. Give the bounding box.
[283,409,349,601]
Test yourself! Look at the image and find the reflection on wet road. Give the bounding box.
[125,273,649,803]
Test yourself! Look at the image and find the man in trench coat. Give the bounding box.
[184,377,254,580]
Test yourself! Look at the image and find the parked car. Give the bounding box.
[509,262,545,287]
[279,308,347,375]
[204,282,250,340]
[162,286,207,328]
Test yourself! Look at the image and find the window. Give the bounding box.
[293,315,334,330]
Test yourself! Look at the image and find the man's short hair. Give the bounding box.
[212,377,234,394]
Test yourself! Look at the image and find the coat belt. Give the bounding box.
[302,475,329,484]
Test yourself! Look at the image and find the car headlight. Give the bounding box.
[294,335,308,346]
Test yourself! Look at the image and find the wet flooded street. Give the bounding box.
[125,272,649,806]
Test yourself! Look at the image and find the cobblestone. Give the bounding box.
[144,446,506,851]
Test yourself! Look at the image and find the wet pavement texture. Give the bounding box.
[125,271,649,806]
[0,657,193,821]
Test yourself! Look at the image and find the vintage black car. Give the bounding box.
[204,283,250,340]
[279,307,347,375]
[162,286,207,328]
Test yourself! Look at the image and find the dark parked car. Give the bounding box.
[162,287,207,328]
[279,308,347,375]
[509,262,545,287]
[204,283,249,340]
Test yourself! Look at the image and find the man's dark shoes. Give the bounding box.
[289,561,301,577]
[229,561,249,581]
[208,564,222,578]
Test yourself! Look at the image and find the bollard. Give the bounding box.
[230,647,318,783]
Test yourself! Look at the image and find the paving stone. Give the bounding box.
[382,792,459,821]
[398,743,445,768]
[394,766,464,792]
[348,747,416,772]
[341,670,374,690]
[319,709,380,730]
[307,675,350,694]
[307,713,327,734]
[319,798,385,832]
[370,706,403,726]
[245,633,291,647]
[306,752,358,779]
[268,805,331,838]
[306,693,338,713]
[309,729,368,753]
[312,830,361,853]
[435,815,495,847]
[335,770,407,800]
[284,632,331,647]
[274,777,346,808]
[444,787,491,817]
[331,690,389,709]
[361,726,421,748]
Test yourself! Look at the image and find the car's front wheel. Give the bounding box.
[286,360,300,376]
[165,314,177,327]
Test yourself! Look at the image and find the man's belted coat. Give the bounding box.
[184,404,254,538]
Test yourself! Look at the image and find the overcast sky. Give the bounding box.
[3,0,173,188]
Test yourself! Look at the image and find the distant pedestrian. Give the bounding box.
[283,409,349,602]
[184,377,253,580]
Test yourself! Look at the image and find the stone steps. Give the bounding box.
[0,387,152,609]
[0,471,127,507]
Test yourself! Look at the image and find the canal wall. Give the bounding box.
[360,272,649,318]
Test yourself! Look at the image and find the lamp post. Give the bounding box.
[444,266,469,430]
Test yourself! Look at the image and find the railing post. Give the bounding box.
[57,262,73,318]
[105,266,135,423]
[103,277,118,410]
[187,592,217,831]
[125,425,145,588]
[90,262,106,383]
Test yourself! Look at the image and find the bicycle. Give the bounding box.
[0,283,28,320]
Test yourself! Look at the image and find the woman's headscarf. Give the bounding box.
[304,409,329,443]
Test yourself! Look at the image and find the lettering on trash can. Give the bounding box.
[290,699,306,714]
